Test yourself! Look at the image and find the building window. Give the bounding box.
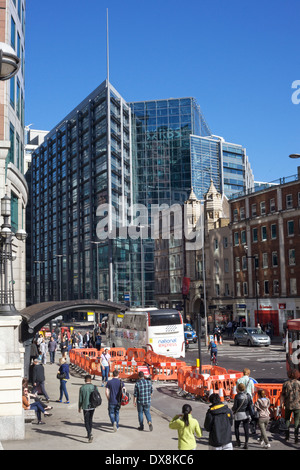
[224,258,229,273]
[251,203,257,217]
[234,232,239,246]
[252,227,258,242]
[235,257,240,272]
[264,280,269,295]
[243,282,248,296]
[273,280,279,295]
[11,16,16,49]
[270,198,276,212]
[241,230,246,245]
[272,251,278,267]
[240,207,245,220]
[236,282,241,297]
[286,194,293,209]
[225,283,230,296]
[233,209,238,222]
[242,255,247,271]
[10,77,15,108]
[287,220,294,236]
[11,192,18,233]
[271,224,277,239]
[261,226,267,241]
[260,201,266,215]
[262,253,268,268]
[223,237,228,249]
[289,249,296,266]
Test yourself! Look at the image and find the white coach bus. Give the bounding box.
[107,308,185,358]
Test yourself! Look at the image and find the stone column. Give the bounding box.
[0,314,25,440]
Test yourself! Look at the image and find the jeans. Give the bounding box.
[285,408,300,430]
[30,401,45,422]
[108,403,121,428]
[83,409,95,438]
[49,351,55,364]
[102,366,109,382]
[137,402,152,427]
[59,379,69,401]
[234,419,249,443]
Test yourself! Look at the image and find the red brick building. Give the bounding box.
[230,176,300,336]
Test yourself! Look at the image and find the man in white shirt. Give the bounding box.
[100,348,111,385]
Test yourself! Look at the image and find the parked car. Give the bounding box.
[233,327,271,347]
[184,323,198,343]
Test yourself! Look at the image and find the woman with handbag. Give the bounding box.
[254,389,271,448]
[232,382,253,449]
[56,357,70,404]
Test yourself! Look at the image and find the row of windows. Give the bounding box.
[233,220,298,246]
[233,192,300,221]
[236,278,298,297]
[235,248,296,271]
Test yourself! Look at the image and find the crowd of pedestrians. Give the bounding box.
[23,330,300,450]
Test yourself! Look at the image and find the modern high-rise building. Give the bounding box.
[30,83,255,309]
[190,134,254,201]
[30,80,140,305]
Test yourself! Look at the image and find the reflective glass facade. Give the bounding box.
[31,81,136,304]
[190,135,254,200]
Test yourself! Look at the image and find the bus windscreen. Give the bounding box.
[150,312,181,326]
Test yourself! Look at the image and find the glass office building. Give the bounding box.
[30,80,140,304]
[190,134,254,200]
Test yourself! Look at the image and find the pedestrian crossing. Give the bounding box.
[190,342,285,362]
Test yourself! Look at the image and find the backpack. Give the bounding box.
[89,386,102,408]
[211,342,217,349]
[117,384,130,406]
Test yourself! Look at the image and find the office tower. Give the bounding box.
[0,0,27,311]
[30,80,136,305]
[190,134,254,200]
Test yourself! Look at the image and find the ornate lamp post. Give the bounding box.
[0,42,20,80]
[0,194,27,315]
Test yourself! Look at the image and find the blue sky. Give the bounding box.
[25,0,299,183]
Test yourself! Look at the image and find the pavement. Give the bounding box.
[0,337,297,453]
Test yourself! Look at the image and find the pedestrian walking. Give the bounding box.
[100,348,111,385]
[255,389,271,448]
[232,382,253,449]
[105,369,124,432]
[169,404,202,450]
[39,338,48,365]
[95,332,102,351]
[48,336,57,364]
[56,357,70,404]
[237,367,256,435]
[78,374,97,443]
[280,369,300,443]
[22,387,52,425]
[32,359,50,403]
[60,333,68,359]
[237,368,255,396]
[204,393,233,450]
[133,371,153,431]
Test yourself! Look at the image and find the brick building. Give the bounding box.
[230,174,300,336]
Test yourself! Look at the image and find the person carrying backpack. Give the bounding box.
[78,374,100,443]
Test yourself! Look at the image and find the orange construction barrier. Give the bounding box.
[127,348,146,363]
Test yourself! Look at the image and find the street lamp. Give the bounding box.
[0,194,27,315]
[244,245,259,326]
[0,42,20,81]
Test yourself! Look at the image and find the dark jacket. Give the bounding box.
[204,403,233,448]
[33,363,46,383]
[232,392,252,420]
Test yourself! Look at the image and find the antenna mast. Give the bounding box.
[106,8,109,83]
